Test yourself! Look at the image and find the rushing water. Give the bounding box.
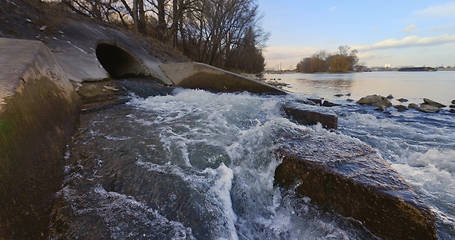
[50,72,455,239]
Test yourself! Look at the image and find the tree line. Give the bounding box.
[296,46,362,73]
[58,0,267,73]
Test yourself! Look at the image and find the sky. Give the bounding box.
[258,1,455,69]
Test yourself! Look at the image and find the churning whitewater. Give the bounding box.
[50,88,381,239]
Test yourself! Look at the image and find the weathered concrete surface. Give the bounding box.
[282,102,338,129]
[46,19,174,84]
[274,129,437,240]
[160,62,286,94]
[0,38,80,239]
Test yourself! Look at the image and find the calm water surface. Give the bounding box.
[267,71,455,106]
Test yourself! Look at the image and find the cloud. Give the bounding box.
[430,23,455,32]
[263,46,317,60]
[353,34,455,51]
[414,2,455,18]
[401,24,420,33]
[329,6,338,12]
[263,46,318,69]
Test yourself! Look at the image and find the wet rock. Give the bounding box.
[408,103,419,110]
[423,98,446,108]
[346,99,354,102]
[450,105,455,109]
[387,94,394,99]
[282,103,338,129]
[357,94,392,108]
[375,105,388,112]
[334,93,344,97]
[397,98,408,102]
[450,109,455,113]
[308,98,322,105]
[452,100,455,104]
[346,93,351,96]
[393,105,408,112]
[419,104,440,113]
[322,100,340,107]
[274,130,437,240]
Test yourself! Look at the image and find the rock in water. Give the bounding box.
[408,103,419,110]
[419,104,440,113]
[393,105,408,112]
[322,100,340,107]
[423,98,446,108]
[274,129,437,240]
[282,103,338,129]
[357,94,392,108]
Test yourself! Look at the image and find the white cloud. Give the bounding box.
[430,23,455,32]
[329,6,338,12]
[414,2,455,18]
[357,52,379,59]
[263,46,318,69]
[353,34,455,51]
[401,24,420,33]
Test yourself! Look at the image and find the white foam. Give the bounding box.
[209,163,238,240]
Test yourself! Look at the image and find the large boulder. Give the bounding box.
[274,129,437,240]
[357,94,392,108]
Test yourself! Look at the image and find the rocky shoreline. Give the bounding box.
[306,92,455,114]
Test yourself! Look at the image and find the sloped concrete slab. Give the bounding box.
[0,38,80,239]
[160,62,286,94]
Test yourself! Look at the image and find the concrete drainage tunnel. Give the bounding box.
[95,43,149,79]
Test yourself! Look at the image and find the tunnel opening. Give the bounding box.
[96,43,149,79]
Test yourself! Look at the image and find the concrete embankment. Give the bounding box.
[0,38,80,239]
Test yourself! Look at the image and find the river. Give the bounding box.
[49,72,454,239]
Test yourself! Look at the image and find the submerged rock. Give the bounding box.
[393,105,408,112]
[397,98,408,102]
[408,103,419,110]
[322,100,340,107]
[308,98,322,105]
[419,104,440,113]
[282,103,338,129]
[357,94,392,108]
[274,130,437,240]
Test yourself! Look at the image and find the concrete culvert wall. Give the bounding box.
[96,43,150,79]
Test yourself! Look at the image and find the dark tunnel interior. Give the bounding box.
[96,43,147,78]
